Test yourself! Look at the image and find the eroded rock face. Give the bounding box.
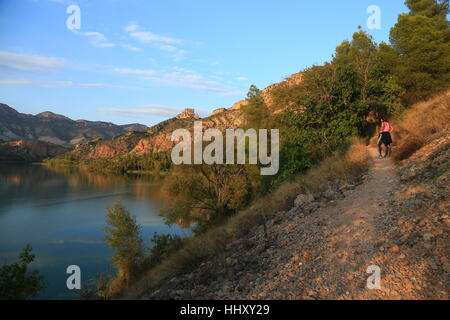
[212,108,226,115]
[0,139,68,161]
[87,145,118,159]
[230,100,248,110]
[133,134,175,154]
[176,108,199,119]
[59,71,304,161]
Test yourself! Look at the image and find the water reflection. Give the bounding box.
[0,164,187,299]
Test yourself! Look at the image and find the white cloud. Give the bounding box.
[110,64,244,96]
[121,44,141,52]
[145,71,244,96]
[0,51,65,72]
[77,83,114,88]
[100,104,184,118]
[146,72,222,91]
[172,66,194,73]
[113,67,156,76]
[73,30,116,48]
[218,90,246,97]
[123,22,187,61]
[172,49,189,62]
[0,78,115,88]
[124,22,181,45]
[236,77,248,81]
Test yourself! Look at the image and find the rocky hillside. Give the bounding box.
[0,139,68,162]
[130,89,449,300]
[0,103,148,146]
[146,130,449,300]
[66,72,304,161]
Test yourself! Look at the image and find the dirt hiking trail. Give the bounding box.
[147,144,449,300]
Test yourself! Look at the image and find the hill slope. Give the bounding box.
[0,103,148,146]
[0,139,68,162]
[134,89,449,300]
[63,72,304,161]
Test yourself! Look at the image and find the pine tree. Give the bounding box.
[389,0,450,103]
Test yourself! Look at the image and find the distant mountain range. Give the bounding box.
[0,103,148,146]
[67,72,304,162]
[0,71,303,162]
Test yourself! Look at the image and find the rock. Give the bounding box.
[443,263,450,273]
[176,108,199,119]
[287,206,302,216]
[323,189,338,200]
[294,193,314,207]
[423,233,434,242]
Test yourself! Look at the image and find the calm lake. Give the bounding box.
[0,164,187,299]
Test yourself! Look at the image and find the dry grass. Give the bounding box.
[121,89,450,299]
[121,138,370,299]
[391,89,450,161]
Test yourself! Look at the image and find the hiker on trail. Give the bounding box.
[378,117,393,158]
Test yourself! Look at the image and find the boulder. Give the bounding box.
[294,193,314,207]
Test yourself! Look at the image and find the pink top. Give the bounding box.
[381,122,392,132]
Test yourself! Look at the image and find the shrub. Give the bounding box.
[103,201,145,293]
[0,245,46,300]
[122,138,370,299]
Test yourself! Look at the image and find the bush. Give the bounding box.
[122,138,370,299]
[103,201,145,293]
[143,233,184,269]
[0,245,46,300]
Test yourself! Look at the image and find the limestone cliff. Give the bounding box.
[63,71,303,161]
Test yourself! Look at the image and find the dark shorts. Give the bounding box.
[379,132,392,146]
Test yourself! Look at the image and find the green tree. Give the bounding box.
[160,164,257,233]
[103,201,144,289]
[0,245,45,300]
[389,0,450,103]
[242,85,272,129]
[246,84,261,99]
[143,233,184,269]
[333,27,378,103]
[405,0,449,18]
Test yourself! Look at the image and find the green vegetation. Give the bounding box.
[103,201,145,293]
[242,28,405,189]
[78,272,113,300]
[118,0,450,298]
[160,164,260,234]
[143,233,184,270]
[82,201,187,299]
[0,245,45,300]
[45,151,172,175]
[64,0,450,299]
[161,48,397,229]
[81,152,172,175]
[123,139,371,299]
[389,0,450,104]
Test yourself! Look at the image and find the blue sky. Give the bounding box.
[0,0,408,126]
